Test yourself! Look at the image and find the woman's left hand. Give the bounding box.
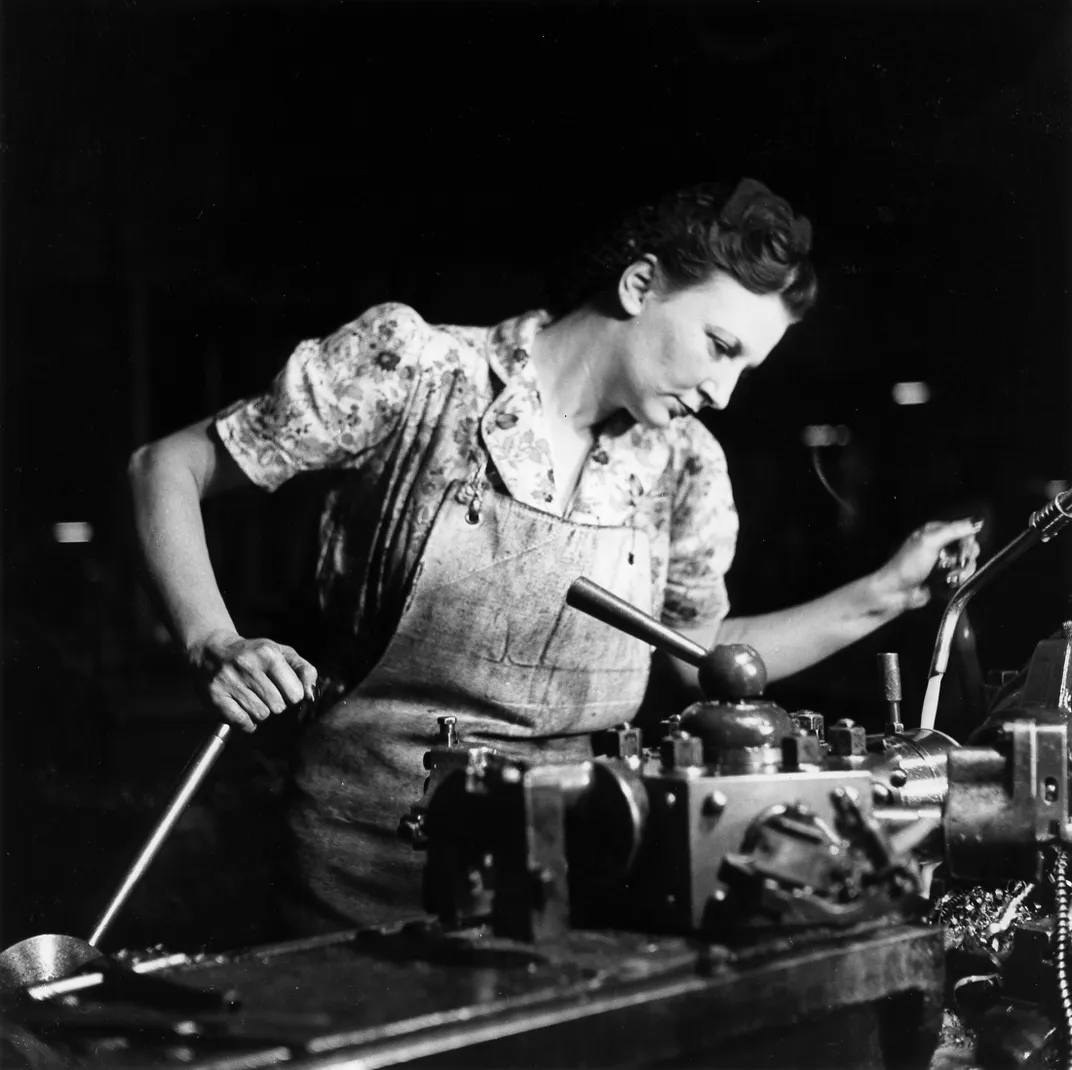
[873,518,984,612]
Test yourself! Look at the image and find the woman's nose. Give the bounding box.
[698,369,742,410]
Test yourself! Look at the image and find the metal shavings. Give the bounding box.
[930,880,1045,956]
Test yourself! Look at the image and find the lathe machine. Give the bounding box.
[2,488,1071,1069]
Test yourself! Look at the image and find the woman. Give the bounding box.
[128,178,980,932]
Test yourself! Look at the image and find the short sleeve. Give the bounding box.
[215,303,428,491]
[661,423,738,630]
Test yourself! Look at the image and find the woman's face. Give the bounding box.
[613,268,794,430]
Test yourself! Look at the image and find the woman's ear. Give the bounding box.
[618,255,658,317]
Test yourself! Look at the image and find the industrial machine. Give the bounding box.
[2,488,1070,1069]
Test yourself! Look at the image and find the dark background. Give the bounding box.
[2,0,1070,953]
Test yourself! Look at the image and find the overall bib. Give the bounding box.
[286,476,654,930]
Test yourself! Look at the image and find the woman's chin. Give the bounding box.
[621,397,675,430]
[637,410,672,430]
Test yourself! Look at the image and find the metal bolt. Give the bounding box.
[437,715,458,746]
[600,723,642,760]
[792,710,826,741]
[660,730,703,771]
[663,792,677,809]
[829,719,867,757]
[660,713,683,739]
[782,733,823,770]
[702,791,728,818]
[889,768,908,788]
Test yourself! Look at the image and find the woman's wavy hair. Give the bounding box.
[548,178,817,320]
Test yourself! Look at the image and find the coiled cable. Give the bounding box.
[1054,849,1072,1070]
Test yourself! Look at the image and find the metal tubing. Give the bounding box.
[567,577,707,665]
[88,722,232,947]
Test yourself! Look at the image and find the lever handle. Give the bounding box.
[566,577,767,700]
[87,723,232,948]
[567,577,706,664]
[879,652,902,702]
[878,652,904,734]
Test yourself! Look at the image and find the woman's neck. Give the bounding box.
[529,307,622,432]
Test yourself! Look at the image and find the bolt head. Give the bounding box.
[782,733,823,769]
[829,720,867,757]
[792,711,826,740]
[660,731,703,771]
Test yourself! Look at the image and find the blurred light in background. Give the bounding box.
[1045,479,1069,497]
[802,424,852,448]
[52,521,94,544]
[892,381,932,406]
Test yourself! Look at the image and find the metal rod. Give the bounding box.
[871,806,943,825]
[88,722,232,947]
[566,577,707,665]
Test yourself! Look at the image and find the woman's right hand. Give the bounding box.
[188,630,319,733]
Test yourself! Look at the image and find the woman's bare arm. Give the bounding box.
[671,517,982,687]
[128,418,318,731]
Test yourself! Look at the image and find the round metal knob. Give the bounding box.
[697,644,767,701]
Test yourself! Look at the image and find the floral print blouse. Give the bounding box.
[216,303,738,678]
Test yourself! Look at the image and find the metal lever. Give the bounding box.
[567,577,769,701]
[920,488,1072,731]
[88,722,232,947]
[566,577,706,665]
[879,652,904,735]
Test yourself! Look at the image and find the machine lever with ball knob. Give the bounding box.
[566,576,767,700]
